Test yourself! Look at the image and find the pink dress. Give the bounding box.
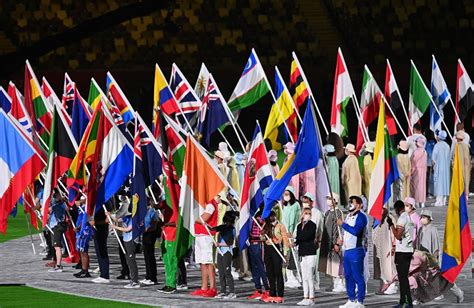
[299,168,316,200]
[410,148,427,203]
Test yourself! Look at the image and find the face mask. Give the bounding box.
[271,219,277,225]
[283,195,291,202]
[348,203,356,211]
[420,217,430,225]
[303,214,311,221]
[302,202,311,208]
[327,199,334,207]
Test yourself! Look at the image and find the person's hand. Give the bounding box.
[386,216,394,227]
[105,216,110,224]
[336,218,343,226]
[336,238,343,245]
[333,244,340,253]
[73,227,79,232]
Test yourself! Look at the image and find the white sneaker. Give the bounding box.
[176,284,188,290]
[48,266,63,273]
[124,282,140,289]
[224,293,237,299]
[92,277,110,284]
[297,299,312,306]
[141,279,155,286]
[215,292,226,299]
[332,285,346,293]
[412,300,420,305]
[434,294,444,300]
[383,283,398,295]
[242,276,252,282]
[231,271,239,280]
[92,267,100,274]
[338,300,356,308]
[353,302,365,308]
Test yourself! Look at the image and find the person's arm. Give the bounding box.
[386,215,404,240]
[341,213,367,236]
[113,223,132,233]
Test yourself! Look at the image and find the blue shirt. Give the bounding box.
[144,207,157,230]
[122,216,133,242]
[342,211,368,251]
[48,199,66,229]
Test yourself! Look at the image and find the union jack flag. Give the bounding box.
[62,73,75,116]
[169,63,202,125]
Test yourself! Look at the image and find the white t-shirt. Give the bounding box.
[395,212,415,253]
[195,202,216,237]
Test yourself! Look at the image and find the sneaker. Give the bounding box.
[339,300,357,308]
[202,288,217,298]
[260,291,270,300]
[124,282,140,289]
[332,285,347,293]
[48,265,63,273]
[116,274,130,280]
[157,286,176,294]
[383,283,398,295]
[73,270,84,277]
[215,292,226,299]
[412,300,420,305]
[247,290,263,300]
[141,279,156,286]
[434,295,444,300]
[190,288,206,296]
[77,271,91,278]
[40,251,48,256]
[262,296,275,303]
[297,299,311,306]
[176,284,188,290]
[353,302,365,308]
[92,267,100,274]
[42,256,53,261]
[224,293,236,299]
[91,277,110,284]
[273,297,284,303]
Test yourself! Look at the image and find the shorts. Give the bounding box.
[52,223,67,248]
[195,235,214,264]
[76,226,93,252]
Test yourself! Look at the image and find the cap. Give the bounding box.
[326,192,339,205]
[420,209,433,220]
[303,192,314,202]
[364,142,375,154]
[398,140,408,151]
[437,130,447,141]
[404,197,416,208]
[456,131,465,140]
[345,143,356,153]
[285,185,295,196]
[214,150,225,160]
[268,149,278,162]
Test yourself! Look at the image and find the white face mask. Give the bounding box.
[327,199,334,207]
[283,195,291,202]
[420,217,430,225]
[302,202,311,208]
[348,203,356,211]
[303,214,311,221]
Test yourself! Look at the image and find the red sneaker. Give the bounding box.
[190,289,206,296]
[273,297,284,303]
[247,290,263,300]
[202,288,217,298]
[262,295,275,303]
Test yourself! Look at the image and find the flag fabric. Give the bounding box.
[0,109,45,233]
[106,72,135,124]
[23,184,39,230]
[62,73,75,116]
[409,61,432,127]
[24,61,52,145]
[42,77,71,126]
[179,135,226,236]
[71,85,92,144]
[367,99,399,222]
[194,63,210,100]
[169,63,202,124]
[288,58,309,142]
[441,143,472,284]
[42,103,78,225]
[263,100,321,218]
[0,86,12,113]
[136,114,162,187]
[455,59,474,122]
[330,48,355,137]
[227,49,270,112]
[430,56,451,133]
[239,124,273,250]
[384,61,402,135]
[263,69,295,149]
[8,82,34,137]
[153,64,180,138]
[87,79,103,111]
[197,73,230,148]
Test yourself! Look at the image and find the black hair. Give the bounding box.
[398,148,408,154]
[413,123,422,132]
[270,161,277,166]
[349,195,363,205]
[223,211,236,225]
[283,190,297,205]
[394,200,405,212]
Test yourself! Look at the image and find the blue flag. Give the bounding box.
[263,99,321,219]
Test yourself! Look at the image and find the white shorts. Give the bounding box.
[195,235,214,264]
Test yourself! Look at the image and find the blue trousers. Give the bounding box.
[248,242,269,290]
[343,248,366,303]
[93,224,109,279]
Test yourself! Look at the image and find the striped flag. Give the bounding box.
[7,82,33,138]
[409,61,431,127]
[288,58,309,142]
[430,56,451,133]
[384,60,402,135]
[170,63,202,125]
[153,63,180,138]
[455,59,474,122]
[106,72,135,124]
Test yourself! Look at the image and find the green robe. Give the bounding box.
[327,156,340,195]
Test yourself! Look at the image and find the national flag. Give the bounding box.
[197,73,231,148]
[455,59,474,122]
[153,63,180,138]
[384,60,403,135]
[23,184,39,230]
[42,77,71,126]
[264,68,295,149]
[62,73,75,116]
[169,63,202,124]
[106,72,135,124]
[24,60,52,145]
[239,124,273,250]
[367,99,399,222]
[288,58,309,142]
[0,86,12,112]
[441,143,472,284]
[330,48,355,137]
[263,100,321,218]
[430,56,451,133]
[194,63,210,100]
[42,103,78,225]
[136,114,162,187]
[0,109,45,233]
[227,49,270,112]
[8,82,34,137]
[71,85,92,144]
[179,135,226,235]
[87,79,103,111]
[409,61,432,127]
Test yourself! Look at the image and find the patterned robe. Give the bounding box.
[318,208,344,277]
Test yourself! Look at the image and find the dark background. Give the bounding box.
[0,0,472,148]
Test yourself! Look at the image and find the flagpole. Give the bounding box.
[292,52,329,135]
[387,59,411,136]
[275,66,303,124]
[24,209,36,254]
[102,204,126,254]
[217,128,236,155]
[383,95,408,140]
[351,94,370,142]
[251,216,286,262]
[448,97,462,123]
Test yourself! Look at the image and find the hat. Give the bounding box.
[324,144,335,154]
[416,136,426,146]
[303,192,314,202]
[326,192,339,205]
[456,131,465,140]
[268,149,278,162]
[364,142,375,154]
[404,197,416,208]
[234,152,243,164]
[218,142,228,152]
[420,209,433,220]
[398,140,408,151]
[345,143,356,153]
[437,130,447,141]
[284,142,295,155]
[214,150,225,160]
[285,186,295,196]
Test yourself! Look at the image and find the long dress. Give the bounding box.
[326,156,340,196]
[396,153,411,200]
[410,148,427,203]
[373,215,397,282]
[457,142,471,196]
[315,159,330,213]
[318,208,344,277]
[299,168,316,199]
[341,154,362,202]
[362,154,373,199]
[432,140,450,197]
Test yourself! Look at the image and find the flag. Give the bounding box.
[106,72,135,124]
[194,63,210,100]
[330,48,355,137]
[71,85,92,144]
[23,184,39,230]
[136,114,162,187]
[87,79,103,111]
[197,73,231,148]
[288,58,309,142]
[384,60,402,135]
[263,69,295,149]
[0,86,12,113]
[367,99,399,222]
[8,82,34,137]
[455,59,474,122]
[0,109,45,233]
[42,103,78,225]
[169,63,202,124]
[227,49,270,112]
[24,60,52,145]
[153,64,180,138]
[263,100,321,218]
[62,73,75,117]
[430,56,451,133]
[42,77,71,126]
[179,136,226,236]
[239,124,273,250]
[409,61,431,127]
[441,143,472,284]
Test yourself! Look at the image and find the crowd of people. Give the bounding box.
[33,122,472,308]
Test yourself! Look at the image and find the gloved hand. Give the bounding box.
[386,216,393,227]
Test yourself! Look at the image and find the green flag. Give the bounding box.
[409,61,431,127]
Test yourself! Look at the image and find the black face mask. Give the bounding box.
[270,161,277,166]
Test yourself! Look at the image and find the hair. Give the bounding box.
[284,190,297,205]
[413,123,422,132]
[349,195,363,205]
[393,200,405,212]
[223,211,236,225]
[398,148,408,154]
[262,211,276,238]
[456,122,464,131]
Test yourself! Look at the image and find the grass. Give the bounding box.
[0,208,39,243]
[0,286,154,307]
